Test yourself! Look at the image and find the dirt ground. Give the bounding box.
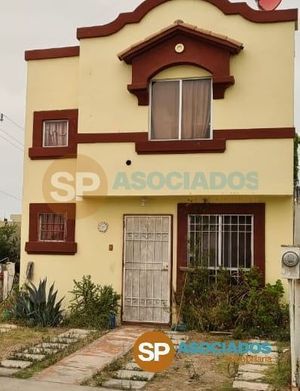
[145,332,234,391]
[0,327,67,361]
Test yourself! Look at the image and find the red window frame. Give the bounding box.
[28,109,78,159]
[25,203,77,255]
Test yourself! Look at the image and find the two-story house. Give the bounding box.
[21,0,298,324]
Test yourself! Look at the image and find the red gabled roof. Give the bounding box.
[118,21,243,63]
[77,0,298,39]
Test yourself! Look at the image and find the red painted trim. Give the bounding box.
[25,203,77,255]
[29,127,295,159]
[177,203,265,289]
[29,109,78,159]
[77,0,297,39]
[135,139,226,154]
[76,132,148,144]
[119,23,243,62]
[119,23,243,104]
[214,127,296,140]
[25,46,80,61]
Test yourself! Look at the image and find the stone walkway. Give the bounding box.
[33,326,150,386]
[0,328,94,377]
[101,331,188,390]
[233,340,279,390]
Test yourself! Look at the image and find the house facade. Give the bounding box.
[21,0,297,324]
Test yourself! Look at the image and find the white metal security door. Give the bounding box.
[123,215,171,323]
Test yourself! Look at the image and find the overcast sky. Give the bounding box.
[0,0,298,219]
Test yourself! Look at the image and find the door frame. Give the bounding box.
[121,214,173,325]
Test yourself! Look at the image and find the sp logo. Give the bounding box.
[133,331,176,372]
[256,0,282,11]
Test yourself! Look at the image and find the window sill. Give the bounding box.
[29,146,77,160]
[25,241,77,255]
[135,139,226,154]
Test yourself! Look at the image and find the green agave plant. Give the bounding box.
[14,279,64,327]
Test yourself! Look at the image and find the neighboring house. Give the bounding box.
[21,0,297,324]
[0,214,21,229]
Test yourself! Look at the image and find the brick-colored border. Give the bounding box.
[176,203,265,289]
[29,109,78,159]
[77,0,297,39]
[29,127,295,159]
[119,23,243,104]
[25,46,80,61]
[25,203,77,255]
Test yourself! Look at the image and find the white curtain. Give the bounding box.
[44,121,68,147]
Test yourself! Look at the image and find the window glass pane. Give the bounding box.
[151,81,179,140]
[188,214,253,273]
[43,120,68,147]
[181,79,211,139]
[39,213,66,241]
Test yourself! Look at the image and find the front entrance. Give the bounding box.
[122,215,171,324]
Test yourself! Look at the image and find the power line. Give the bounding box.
[0,189,21,202]
[0,113,24,132]
[0,131,24,152]
[0,128,23,147]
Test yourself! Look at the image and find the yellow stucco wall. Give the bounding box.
[20,195,293,309]
[20,0,296,311]
[78,0,294,132]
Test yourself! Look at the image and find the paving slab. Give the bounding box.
[13,353,46,362]
[0,324,18,329]
[233,380,270,390]
[0,377,115,391]
[114,369,154,381]
[25,347,59,355]
[239,364,269,373]
[1,360,32,369]
[33,326,150,385]
[124,362,142,371]
[36,342,67,349]
[237,371,266,381]
[0,367,19,377]
[102,378,147,390]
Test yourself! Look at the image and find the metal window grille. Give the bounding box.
[39,213,66,242]
[188,214,254,275]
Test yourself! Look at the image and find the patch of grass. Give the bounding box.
[14,330,104,379]
[82,351,132,387]
[265,348,291,391]
[0,327,65,361]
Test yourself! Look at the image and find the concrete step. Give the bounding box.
[233,380,271,390]
[49,337,78,344]
[13,353,46,362]
[114,370,154,381]
[24,347,59,355]
[124,362,142,371]
[36,342,67,350]
[1,360,32,369]
[237,371,266,381]
[239,364,268,373]
[0,367,20,377]
[0,324,18,329]
[102,379,148,390]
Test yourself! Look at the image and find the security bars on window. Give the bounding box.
[39,213,67,242]
[188,214,254,274]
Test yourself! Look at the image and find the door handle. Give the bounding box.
[162,263,169,271]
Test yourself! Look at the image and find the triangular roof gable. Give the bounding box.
[119,22,243,63]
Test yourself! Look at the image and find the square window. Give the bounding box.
[43,120,69,147]
[25,203,77,255]
[150,78,212,140]
[39,213,66,242]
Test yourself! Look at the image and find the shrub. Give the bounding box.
[11,279,63,327]
[66,275,120,329]
[179,267,289,340]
